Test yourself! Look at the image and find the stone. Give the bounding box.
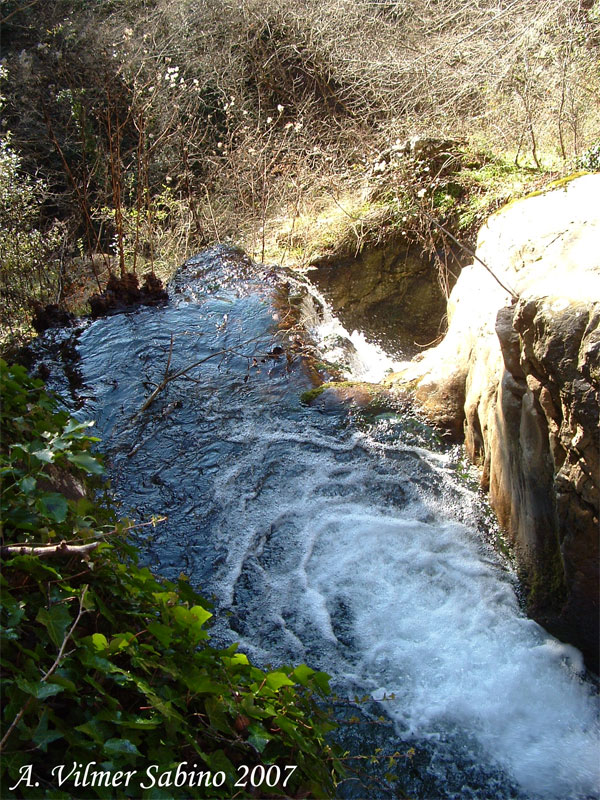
[309,238,451,358]
[301,380,401,413]
[386,174,600,669]
[31,302,76,333]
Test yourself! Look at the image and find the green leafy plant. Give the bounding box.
[0,68,65,344]
[577,142,600,172]
[0,361,343,798]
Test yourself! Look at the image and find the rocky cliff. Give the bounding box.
[386,174,600,669]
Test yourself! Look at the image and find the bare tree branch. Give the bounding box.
[0,0,40,25]
[1,542,99,559]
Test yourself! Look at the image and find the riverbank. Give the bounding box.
[0,359,343,799]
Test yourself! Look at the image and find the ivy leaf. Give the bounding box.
[265,671,295,691]
[190,604,212,626]
[171,605,209,643]
[108,633,135,654]
[91,633,109,651]
[204,748,236,778]
[31,447,55,464]
[247,723,273,753]
[3,597,26,627]
[75,718,110,745]
[66,452,104,475]
[32,710,64,752]
[292,663,316,686]
[47,674,77,693]
[222,652,249,668]
[36,604,72,648]
[37,492,68,523]
[19,475,37,494]
[205,696,234,734]
[240,695,271,720]
[63,419,95,438]
[183,670,226,695]
[312,670,333,695]
[15,676,64,699]
[103,738,141,756]
[147,621,172,647]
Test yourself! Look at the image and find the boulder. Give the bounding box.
[301,380,401,413]
[386,174,600,669]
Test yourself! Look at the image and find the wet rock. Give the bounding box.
[88,271,168,318]
[38,464,87,502]
[31,302,76,333]
[301,380,403,413]
[310,239,453,357]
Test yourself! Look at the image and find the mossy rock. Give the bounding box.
[301,380,401,413]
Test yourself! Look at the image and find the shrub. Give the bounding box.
[0,361,342,798]
[0,66,65,343]
[577,142,600,171]
[0,134,63,342]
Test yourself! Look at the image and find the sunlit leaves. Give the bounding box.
[66,452,105,475]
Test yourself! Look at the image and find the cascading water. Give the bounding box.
[42,247,599,799]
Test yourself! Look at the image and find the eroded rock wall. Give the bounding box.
[309,238,452,358]
[490,299,599,666]
[386,174,600,668]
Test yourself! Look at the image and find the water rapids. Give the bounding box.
[39,247,599,800]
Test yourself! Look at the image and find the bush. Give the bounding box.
[577,142,600,171]
[0,135,64,342]
[0,360,342,798]
[0,65,65,343]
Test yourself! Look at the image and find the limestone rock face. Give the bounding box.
[387,174,600,668]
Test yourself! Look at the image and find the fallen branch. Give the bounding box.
[127,400,181,457]
[138,348,232,414]
[3,518,167,553]
[1,541,99,559]
[136,333,274,415]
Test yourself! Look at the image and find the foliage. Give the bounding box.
[0,68,64,343]
[92,184,197,282]
[0,361,342,798]
[577,142,600,172]
[0,0,599,339]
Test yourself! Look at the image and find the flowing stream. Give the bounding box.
[44,247,599,799]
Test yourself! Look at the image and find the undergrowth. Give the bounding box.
[0,360,343,798]
[1,0,598,341]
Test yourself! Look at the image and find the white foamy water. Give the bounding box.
[305,286,405,381]
[208,413,599,800]
[297,309,599,799]
[304,506,599,798]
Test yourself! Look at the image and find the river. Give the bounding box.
[42,247,599,799]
